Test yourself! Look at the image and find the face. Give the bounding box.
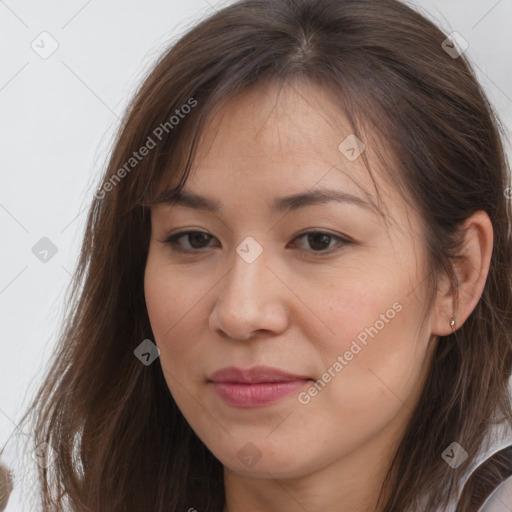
[144,80,439,483]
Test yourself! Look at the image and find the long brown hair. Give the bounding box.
[17,0,512,511]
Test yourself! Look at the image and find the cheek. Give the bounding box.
[144,259,207,368]
[144,261,213,423]
[307,266,428,415]
[314,270,406,354]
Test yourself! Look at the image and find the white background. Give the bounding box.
[1,1,511,510]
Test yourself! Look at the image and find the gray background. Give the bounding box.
[1,1,511,510]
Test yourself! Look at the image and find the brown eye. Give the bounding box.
[292,231,351,254]
[305,233,333,251]
[186,232,212,249]
[163,231,217,252]
[162,230,351,256]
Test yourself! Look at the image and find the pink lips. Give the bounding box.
[208,365,312,408]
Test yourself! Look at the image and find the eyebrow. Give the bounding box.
[152,187,377,214]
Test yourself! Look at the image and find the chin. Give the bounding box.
[213,440,313,479]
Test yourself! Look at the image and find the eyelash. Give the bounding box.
[161,230,352,256]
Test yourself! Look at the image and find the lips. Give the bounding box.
[208,365,312,407]
[209,365,311,383]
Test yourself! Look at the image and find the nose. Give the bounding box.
[208,246,290,341]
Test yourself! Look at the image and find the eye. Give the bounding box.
[161,230,352,255]
[291,231,351,254]
[163,231,217,252]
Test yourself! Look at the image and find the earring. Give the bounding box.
[450,314,455,331]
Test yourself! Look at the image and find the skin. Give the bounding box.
[144,79,493,512]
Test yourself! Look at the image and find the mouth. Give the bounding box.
[208,365,313,408]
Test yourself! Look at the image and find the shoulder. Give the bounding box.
[477,474,512,511]
[456,421,512,512]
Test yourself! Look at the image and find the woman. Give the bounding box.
[17,0,512,511]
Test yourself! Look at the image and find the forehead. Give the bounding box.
[157,80,404,224]
[197,80,362,173]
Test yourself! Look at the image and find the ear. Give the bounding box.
[431,210,493,336]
